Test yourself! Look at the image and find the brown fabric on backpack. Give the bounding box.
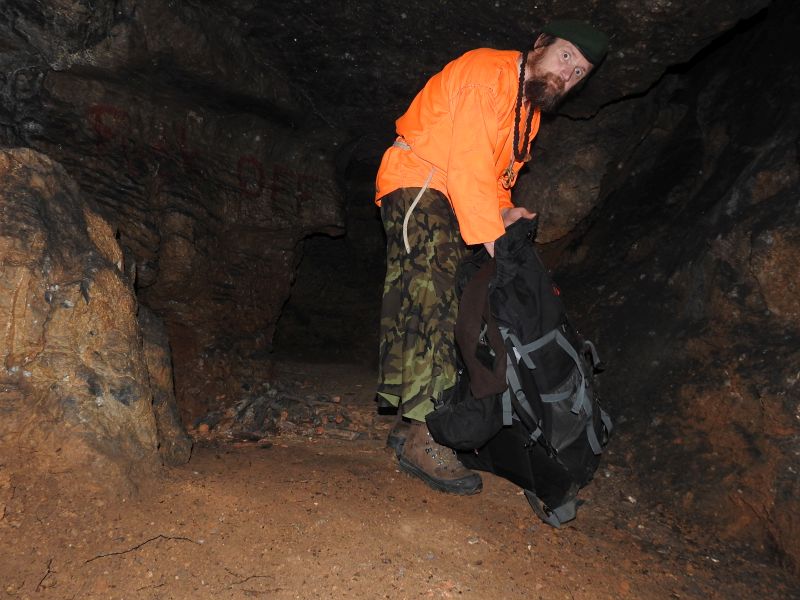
[454,259,508,398]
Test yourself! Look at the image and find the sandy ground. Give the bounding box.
[1,361,797,600]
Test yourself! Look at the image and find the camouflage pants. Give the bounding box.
[377,187,465,422]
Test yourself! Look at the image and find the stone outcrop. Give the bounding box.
[138,305,193,466]
[512,101,645,242]
[0,148,186,482]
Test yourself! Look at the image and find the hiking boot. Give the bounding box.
[386,416,412,457]
[398,421,482,495]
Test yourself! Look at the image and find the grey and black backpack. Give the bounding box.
[426,217,612,527]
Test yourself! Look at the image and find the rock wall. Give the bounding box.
[0,148,187,486]
[553,2,800,571]
[2,0,778,413]
[0,0,345,416]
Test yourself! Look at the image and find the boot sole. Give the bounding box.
[398,456,482,496]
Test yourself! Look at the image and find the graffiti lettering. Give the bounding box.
[87,104,130,143]
[85,104,327,206]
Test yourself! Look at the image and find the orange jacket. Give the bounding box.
[375,48,540,245]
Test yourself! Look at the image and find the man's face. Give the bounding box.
[524,37,593,112]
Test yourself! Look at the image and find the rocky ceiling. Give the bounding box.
[1,0,770,139]
[237,0,768,126]
[1,0,799,578]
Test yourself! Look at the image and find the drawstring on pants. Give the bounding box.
[393,139,435,254]
[402,168,434,253]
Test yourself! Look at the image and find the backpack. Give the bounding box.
[426,217,612,527]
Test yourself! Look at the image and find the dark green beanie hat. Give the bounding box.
[542,19,609,65]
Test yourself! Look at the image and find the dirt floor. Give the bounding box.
[1,360,798,600]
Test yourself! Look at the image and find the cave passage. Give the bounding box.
[1,1,799,598]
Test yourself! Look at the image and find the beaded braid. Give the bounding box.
[513,49,535,162]
[513,33,555,162]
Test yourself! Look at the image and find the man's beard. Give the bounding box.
[523,73,566,113]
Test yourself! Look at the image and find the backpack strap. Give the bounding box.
[500,388,514,426]
[504,331,536,370]
[504,351,542,439]
[600,407,613,438]
[503,327,608,456]
[582,339,602,370]
[501,333,558,457]
[523,490,577,528]
[515,329,586,412]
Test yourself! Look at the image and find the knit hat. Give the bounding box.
[542,19,609,65]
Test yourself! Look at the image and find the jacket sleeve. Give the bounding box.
[446,85,506,246]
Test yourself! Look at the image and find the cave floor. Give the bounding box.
[2,361,797,600]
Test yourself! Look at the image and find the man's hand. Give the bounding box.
[501,206,537,227]
[484,208,537,256]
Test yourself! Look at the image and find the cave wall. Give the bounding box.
[0,0,345,415]
[1,0,776,407]
[1,0,797,575]
[552,2,800,570]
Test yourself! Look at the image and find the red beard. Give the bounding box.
[523,73,566,113]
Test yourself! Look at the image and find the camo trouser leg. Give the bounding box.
[377,187,465,422]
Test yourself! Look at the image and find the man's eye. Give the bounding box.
[575,67,584,78]
[562,51,570,60]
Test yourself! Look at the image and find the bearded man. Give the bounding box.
[374,20,608,495]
